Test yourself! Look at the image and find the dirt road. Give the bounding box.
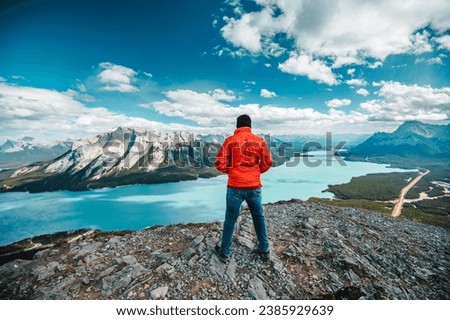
[391,170,430,217]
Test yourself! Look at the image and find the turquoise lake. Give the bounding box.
[0,152,412,246]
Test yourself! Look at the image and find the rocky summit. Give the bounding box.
[0,200,449,300]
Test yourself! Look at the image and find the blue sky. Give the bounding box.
[1,0,450,142]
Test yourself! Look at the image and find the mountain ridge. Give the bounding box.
[346,121,450,166]
[0,127,292,193]
[0,128,226,192]
[393,120,446,138]
[2,121,448,193]
[0,137,73,169]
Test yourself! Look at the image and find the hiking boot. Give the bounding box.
[214,245,229,263]
[259,250,270,262]
[253,249,270,262]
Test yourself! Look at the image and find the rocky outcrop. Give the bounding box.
[0,200,449,299]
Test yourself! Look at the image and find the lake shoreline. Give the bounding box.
[0,152,414,247]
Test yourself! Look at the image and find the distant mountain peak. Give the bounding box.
[0,137,73,169]
[0,140,24,153]
[393,120,444,138]
[349,120,450,161]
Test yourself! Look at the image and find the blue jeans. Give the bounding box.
[220,188,270,256]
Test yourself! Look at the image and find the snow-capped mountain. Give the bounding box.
[0,137,73,168]
[0,137,38,153]
[0,126,303,193]
[43,127,216,180]
[347,121,450,162]
[392,120,446,138]
[1,127,227,192]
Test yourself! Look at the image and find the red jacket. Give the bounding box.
[215,127,272,189]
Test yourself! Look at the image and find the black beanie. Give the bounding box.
[236,114,251,128]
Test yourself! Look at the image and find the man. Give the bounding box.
[214,114,273,263]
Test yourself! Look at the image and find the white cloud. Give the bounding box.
[145,88,377,134]
[264,63,272,68]
[346,79,368,87]
[260,88,277,98]
[221,14,262,53]
[74,81,87,92]
[63,89,96,102]
[332,56,364,68]
[435,35,450,51]
[408,30,433,54]
[221,0,450,82]
[142,89,235,126]
[356,88,370,96]
[3,80,449,142]
[210,89,236,101]
[0,83,194,142]
[347,68,356,77]
[326,98,352,108]
[262,38,286,57]
[278,53,338,85]
[367,61,383,69]
[415,57,444,65]
[97,62,139,93]
[360,81,450,121]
